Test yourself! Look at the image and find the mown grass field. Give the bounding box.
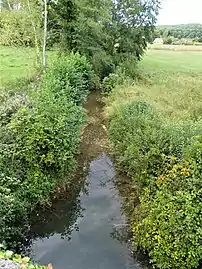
[0,46,37,85]
[107,49,202,121]
[149,44,202,51]
[0,46,57,85]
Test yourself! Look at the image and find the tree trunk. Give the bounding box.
[7,0,12,10]
[43,0,48,72]
[27,0,41,65]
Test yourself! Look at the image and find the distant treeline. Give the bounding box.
[154,24,202,43]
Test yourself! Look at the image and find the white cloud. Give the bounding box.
[157,0,202,25]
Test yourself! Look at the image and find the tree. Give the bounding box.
[42,0,48,71]
[0,9,36,46]
[52,0,160,60]
[25,0,42,64]
[0,0,51,69]
[106,0,160,61]
[155,24,202,41]
[49,0,77,49]
[1,0,160,73]
[50,0,111,55]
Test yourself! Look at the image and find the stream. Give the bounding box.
[25,92,147,269]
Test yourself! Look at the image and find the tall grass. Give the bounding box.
[107,49,202,269]
[107,49,202,121]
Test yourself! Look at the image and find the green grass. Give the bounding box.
[148,43,202,52]
[107,49,202,121]
[107,48,202,269]
[142,49,202,73]
[0,46,36,85]
[0,46,57,86]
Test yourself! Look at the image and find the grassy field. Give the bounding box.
[0,46,37,85]
[0,46,57,85]
[148,44,202,51]
[142,49,202,73]
[107,49,202,121]
[107,47,202,269]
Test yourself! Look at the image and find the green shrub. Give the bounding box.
[0,92,28,126]
[91,50,115,79]
[109,101,161,188]
[103,73,120,92]
[0,10,36,46]
[109,100,202,189]
[0,52,93,247]
[0,247,46,268]
[10,90,84,174]
[42,52,94,105]
[132,136,202,269]
[102,67,132,92]
[108,98,202,268]
[117,55,139,79]
[0,185,30,245]
[102,55,140,92]
[0,90,84,245]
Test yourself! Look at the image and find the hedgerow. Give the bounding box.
[41,52,93,105]
[0,53,93,248]
[133,136,202,269]
[108,99,202,268]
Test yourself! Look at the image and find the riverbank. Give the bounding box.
[0,53,94,250]
[1,46,202,269]
[106,49,202,269]
[0,258,48,269]
[19,91,146,269]
[0,249,48,268]
[0,259,19,269]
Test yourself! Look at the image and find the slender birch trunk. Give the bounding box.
[42,0,47,72]
[7,0,12,10]
[27,0,41,65]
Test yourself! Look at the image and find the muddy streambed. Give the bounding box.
[25,92,147,269]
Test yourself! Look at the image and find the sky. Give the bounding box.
[157,0,202,25]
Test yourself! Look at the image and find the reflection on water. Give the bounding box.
[27,154,145,269]
[24,92,148,269]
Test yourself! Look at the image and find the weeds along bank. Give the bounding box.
[0,53,93,248]
[0,247,48,268]
[106,50,202,269]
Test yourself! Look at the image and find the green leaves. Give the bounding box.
[108,98,202,268]
[110,0,160,58]
[10,93,83,173]
[0,10,36,46]
[51,0,160,77]
[0,249,46,269]
[0,53,93,248]
[41,52,94,104]
[133,160,202,268]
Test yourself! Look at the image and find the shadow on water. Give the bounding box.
[24,91,149,269]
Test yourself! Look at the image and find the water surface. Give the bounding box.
[27,92,146,269]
